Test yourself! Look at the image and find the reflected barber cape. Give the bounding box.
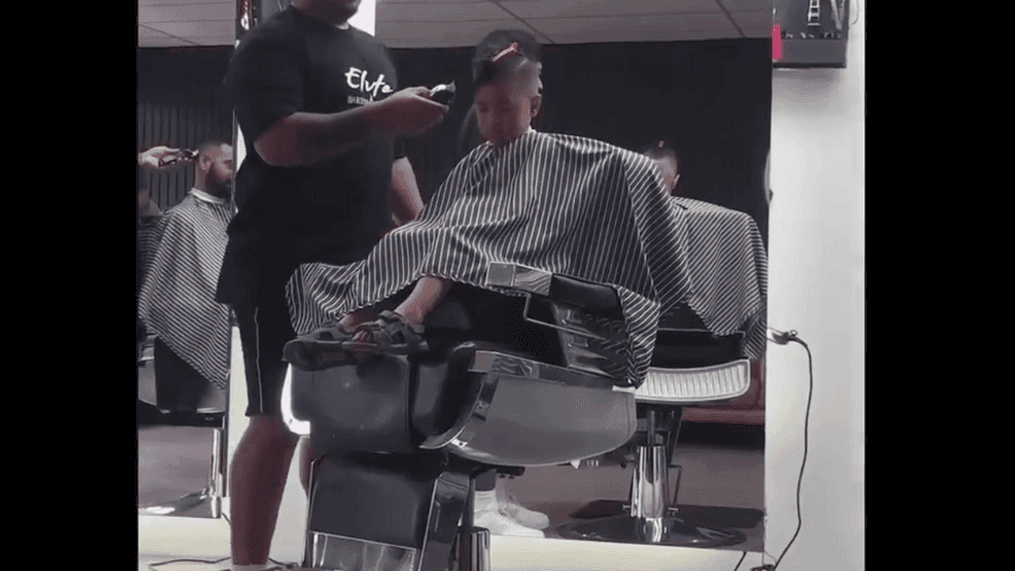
[138,193,234,390]
[286,131,766,386]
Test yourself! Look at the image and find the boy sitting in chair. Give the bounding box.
[283,30,712,390]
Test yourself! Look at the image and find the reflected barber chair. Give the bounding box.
[556,307,757,548]
[287,263,641,571]
[137,333,227,519]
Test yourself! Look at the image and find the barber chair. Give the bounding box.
[556,308,757,548]
[137,333,227,519]
[287,263,640,571]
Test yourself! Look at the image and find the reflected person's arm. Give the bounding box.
[138,146,190,171]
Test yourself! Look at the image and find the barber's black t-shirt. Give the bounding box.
[216,6,406,306]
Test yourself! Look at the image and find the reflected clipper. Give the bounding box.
[157,149,198,167]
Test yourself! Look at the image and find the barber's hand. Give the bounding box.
[372,87,449,136]
[138,145,184,170]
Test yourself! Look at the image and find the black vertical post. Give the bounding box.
[232,0,259,208]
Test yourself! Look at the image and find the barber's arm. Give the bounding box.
[256,92,448,168]
[390,156,424,225]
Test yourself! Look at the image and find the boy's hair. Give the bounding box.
[472,29,543,90]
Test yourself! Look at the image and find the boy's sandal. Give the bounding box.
[341,310,428,355]
[283,322,357,371]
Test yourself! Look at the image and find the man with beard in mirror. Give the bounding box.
[138,140,235,416]
[214,1,448,569]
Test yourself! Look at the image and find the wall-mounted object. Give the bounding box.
[774,0,851,68]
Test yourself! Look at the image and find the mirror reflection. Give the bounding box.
[136,0,772,563]
[137,46,235,519]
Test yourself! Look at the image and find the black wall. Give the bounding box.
[390,39,771,244]
[137,47,234,211]
[137,40,771,242]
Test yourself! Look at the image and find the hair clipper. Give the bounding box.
[429,80,457,107]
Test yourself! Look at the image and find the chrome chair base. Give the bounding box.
[449,527,491,571]
[305,531,419,571]
[138,425,225,519]
[138,488,222,518]
[557,514,746,549]
[302,527,493,571]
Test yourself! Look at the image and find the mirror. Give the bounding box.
[136,0,771,556]
[372,0,772,556]
[136,44,236,519]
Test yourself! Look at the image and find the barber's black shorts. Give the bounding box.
[232,295,298,419]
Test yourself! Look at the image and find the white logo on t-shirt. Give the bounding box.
[344,67,394,101]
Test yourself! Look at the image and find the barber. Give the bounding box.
[213,2,447,570]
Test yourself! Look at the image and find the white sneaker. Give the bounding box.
[473,505,545,538]
[496,483,551,530]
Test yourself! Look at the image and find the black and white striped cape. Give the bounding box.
[137,218,161,284]
[287,131,765,387]
[670,196,768,361]
[138,191,233,391]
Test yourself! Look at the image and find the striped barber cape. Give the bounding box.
[670,196,768,361]
[287,130,764,387]
[138,191,233,391]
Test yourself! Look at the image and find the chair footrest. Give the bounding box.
[633,360,751,404]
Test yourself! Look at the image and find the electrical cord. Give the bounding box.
[735,329,812,571]
[146,558,229,569]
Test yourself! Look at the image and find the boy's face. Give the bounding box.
[475,72,541,149]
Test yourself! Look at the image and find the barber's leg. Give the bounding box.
[230,303,301,569]
[229,415,300,568]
